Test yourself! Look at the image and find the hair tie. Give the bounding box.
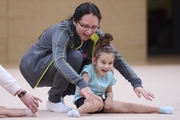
[104,46,111,49]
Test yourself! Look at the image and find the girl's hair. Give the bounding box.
[94,33,114,60]
[70,2,102,23]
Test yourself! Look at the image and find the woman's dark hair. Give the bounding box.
[70,2,102,23]
[94,33,114,59]
[38,2,101,40]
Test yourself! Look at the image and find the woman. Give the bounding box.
[19,2,154,113]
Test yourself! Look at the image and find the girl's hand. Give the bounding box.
[104,97,113,110]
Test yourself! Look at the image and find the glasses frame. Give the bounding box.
[78,21,100,31]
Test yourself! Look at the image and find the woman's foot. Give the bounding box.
[47,90,64,104]
[46,101,72,113]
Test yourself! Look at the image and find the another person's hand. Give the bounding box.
[134,87,154,101]
[80,87,94,108]
[20,93,42,114]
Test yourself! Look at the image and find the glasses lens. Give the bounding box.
[78,21,99,31]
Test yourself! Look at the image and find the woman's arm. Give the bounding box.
[52,26,87,90]
[110,45,154,101]
[78,72,94,107]
[78,72,90,97]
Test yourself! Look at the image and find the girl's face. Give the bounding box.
[92,52,114,78]
[73,14,99,41]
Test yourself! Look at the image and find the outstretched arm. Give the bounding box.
[79,72,94,108]
[134,87,154,101]
[0,65,42,113]
[0,65,21,95]
[15,89,42,113]
[110,46,155,100]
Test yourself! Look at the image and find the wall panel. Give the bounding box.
[0,0,147,65]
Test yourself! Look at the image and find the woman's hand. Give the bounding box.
[80,87,94,108]
[134,87,155,101]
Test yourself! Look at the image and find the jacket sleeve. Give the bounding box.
[110,45,143,88]
[0,65,21,96]
[51,29,88,90]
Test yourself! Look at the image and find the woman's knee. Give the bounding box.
[67,50,83,71]
[67,50,83,63]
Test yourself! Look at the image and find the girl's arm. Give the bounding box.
[105,86,113,99]
[104,86,114,109]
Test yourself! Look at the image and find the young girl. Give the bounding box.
[67,33,174,117]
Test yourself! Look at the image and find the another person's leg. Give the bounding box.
[0,106,36,117]
[103,100,174,114]
[45,50,83,112]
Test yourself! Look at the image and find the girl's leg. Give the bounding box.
[104,100,173,114]
[78,99,101,114]
[68,99,101,117]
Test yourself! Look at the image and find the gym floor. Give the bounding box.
[1,55,180,120]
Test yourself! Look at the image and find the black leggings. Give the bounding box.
[75,97,106,113]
